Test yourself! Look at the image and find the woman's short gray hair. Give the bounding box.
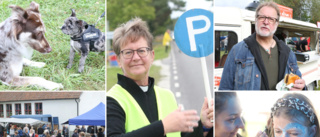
[112,17,153,56]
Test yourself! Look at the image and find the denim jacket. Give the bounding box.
[219,34,302,90]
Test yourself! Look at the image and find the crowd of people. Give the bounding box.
[0,124,104,137]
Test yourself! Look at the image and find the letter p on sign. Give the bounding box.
[174,9,213,58]
[186,15,211,52]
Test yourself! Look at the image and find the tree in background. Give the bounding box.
[261,0,320,25]
[148,0,186,36]
[107,0,155,30]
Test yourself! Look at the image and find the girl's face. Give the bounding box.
[215,97,244,137]
[273,115,316,137]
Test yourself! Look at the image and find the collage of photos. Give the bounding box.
[1,0,320,137]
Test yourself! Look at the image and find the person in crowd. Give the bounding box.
[86,126,93,135]
[10,125,15,137]
[62,126,65,137]
[43,128,48,136]
[13,131,19,137]
[107,17,213,137]
[64,126,69,137]
[17,127,23,137]
[78,132,85,137]
[56,130,61,137]
[162,29,172,53]
[37,126,43,137]
[0,125,3,137]
[71,129,78,137]
[23,125,29,134]
[219,2,305,90]
[29,129,35,137]
[256,93,320,137]
[97,128,104,137]
[53,129,58,137]
[296,37,308,52]
[22,129,29,137]
[80,126,86,133]
[215,92,245,137]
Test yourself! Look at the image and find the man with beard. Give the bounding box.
[219,2,305,90]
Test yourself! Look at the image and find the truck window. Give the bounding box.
[215,31,238,68]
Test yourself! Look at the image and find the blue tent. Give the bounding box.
[69,102,105,126]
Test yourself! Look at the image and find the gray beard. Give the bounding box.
[255,22,277,37]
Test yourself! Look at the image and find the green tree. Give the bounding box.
[107,0,155,31]
[148,0,185,36]
[262,0,320,24]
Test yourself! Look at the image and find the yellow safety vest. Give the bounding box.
[107,84,181,137]
[162,31,172,46]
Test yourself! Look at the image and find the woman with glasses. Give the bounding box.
[107,17,213,137]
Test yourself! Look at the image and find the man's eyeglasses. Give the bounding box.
[120,47,151,59]
[256,15,278,24]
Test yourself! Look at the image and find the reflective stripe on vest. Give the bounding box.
[107,84,181,137]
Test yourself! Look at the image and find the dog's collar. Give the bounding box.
[71,35,82,41]
[70,28,83,41]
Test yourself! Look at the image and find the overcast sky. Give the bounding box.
[215,0,256,9]
[170,0,213,19]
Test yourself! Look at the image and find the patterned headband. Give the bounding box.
[271,97,315,124]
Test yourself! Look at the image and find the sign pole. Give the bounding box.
[200,57,212,108]
[174,8,214,108]
[200,45,212,108]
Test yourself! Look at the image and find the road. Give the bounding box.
[160,41,213,113]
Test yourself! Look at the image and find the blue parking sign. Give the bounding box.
[174,9,213,58]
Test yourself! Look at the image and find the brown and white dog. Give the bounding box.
[0,2,63,90]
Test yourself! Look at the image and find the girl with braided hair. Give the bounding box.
[257,93,320,137]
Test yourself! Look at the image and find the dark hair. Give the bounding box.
[267,93,320,137]
[215,92,237,115]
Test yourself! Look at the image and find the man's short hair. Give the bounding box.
[255,2,280,21]
[112,17,153,56]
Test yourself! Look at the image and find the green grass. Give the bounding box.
[0,0,105,90]
[107,44,170,90]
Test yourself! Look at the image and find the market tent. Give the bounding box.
[68,102,105,126]
[0,118,48,127]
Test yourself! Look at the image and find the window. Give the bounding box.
[15,104,21,115]
[35,103,42,114]
[215,31,238,68]
[0,104,3,118]
[6,104,12,118]
[25,103,31,115]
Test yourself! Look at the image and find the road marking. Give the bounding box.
[174,76,178,80]
[178,104,185,111]
[175,92,181,98]
[173,65,177,70]
[174,83,180,88]
[173,70,177,74]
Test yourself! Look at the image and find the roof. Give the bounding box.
[0,92,82,102]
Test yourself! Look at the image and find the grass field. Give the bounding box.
[0,0,105,90]
[107,43,169,90]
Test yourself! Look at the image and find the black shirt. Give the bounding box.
[296,39,308,51]
[107,74,203,137]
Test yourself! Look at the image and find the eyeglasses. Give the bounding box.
[120,47,151,59]
[256,15,278,24]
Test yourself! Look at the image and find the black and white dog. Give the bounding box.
[61,9,105,73]
[0,2,63,90]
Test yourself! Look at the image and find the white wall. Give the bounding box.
[0,91,106,131]
[79,91,106,115]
